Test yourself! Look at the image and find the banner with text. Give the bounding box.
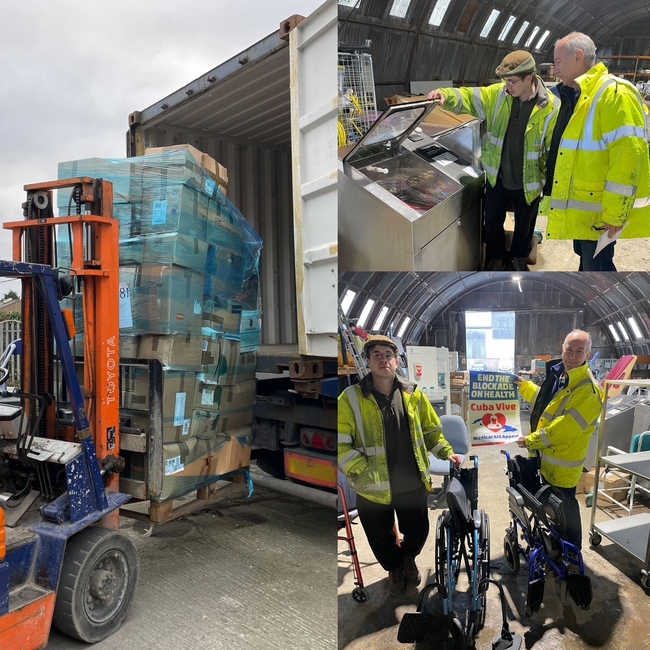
[469,371,521,445]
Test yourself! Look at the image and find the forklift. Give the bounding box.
[0,177,137,647]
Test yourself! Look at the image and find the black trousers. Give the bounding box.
[356,484,429,572]
[484,177,540,261]
[551,485,582,549]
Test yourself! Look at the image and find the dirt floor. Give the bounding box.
[531,216,650,272]
[338,413,650,650]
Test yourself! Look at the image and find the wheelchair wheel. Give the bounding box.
[352,587,368,603]
[504,529,520,575]
[478,511,490,629]
[435,514,447,588]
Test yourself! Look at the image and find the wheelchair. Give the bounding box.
[398,456,522,649]
[501,450,592,616]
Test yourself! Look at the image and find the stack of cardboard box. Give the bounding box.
[57,145,262,502]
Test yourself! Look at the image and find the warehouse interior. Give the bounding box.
[338,0,650,103]
[338,271,650,650]
[337,0,650,273]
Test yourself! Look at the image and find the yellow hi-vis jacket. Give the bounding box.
[338,374,454,505]
[438,77,558,204]
[519,362,603,488]
[543,63,650,240]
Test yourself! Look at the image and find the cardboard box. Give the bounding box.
[213,427,252,475]
[576,470,590,494]
[58,157,140,204]
[138,333,204,370]
[142,233,209,274]
[119,236,145,265]
[140,183,209,240]
[200,328,222,368]
[188,411,253,441]
[129,264,203,335]
[202,297,242,335]
[582,468,629,502]
[214,337,257,386]
[119,335,140,359]
[194,377,256,410]
[156,436,224,502]
[145,144,228,194]
[122,367,196,443]
[191,379,256,432]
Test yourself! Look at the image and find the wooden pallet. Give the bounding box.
[119,473,249,525]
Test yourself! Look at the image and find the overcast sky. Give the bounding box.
[0,0,324,295]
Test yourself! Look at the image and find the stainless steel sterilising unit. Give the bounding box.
[338,100,485,271]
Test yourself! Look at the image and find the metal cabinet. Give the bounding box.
[338,100,484,271]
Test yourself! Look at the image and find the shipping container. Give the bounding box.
[126,0,338,490]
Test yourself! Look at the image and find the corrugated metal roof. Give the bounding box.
[339,0,650,100]
[132,31,293,147]
[339,272,650,354]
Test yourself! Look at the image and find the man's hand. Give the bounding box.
[449,453,463,469]
[516,436,528,449]
[512,376,524,387]
[604,223,625,237]
[428,90,445,104]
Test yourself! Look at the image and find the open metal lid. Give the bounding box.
[343,99,436,165]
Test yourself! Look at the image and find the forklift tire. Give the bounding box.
[53,527,139,643]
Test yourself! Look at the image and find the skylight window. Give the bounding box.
[389,0,411,18]
[338,0,361,6]
[357,299,375,329]
[480,9,501,38]
[397,316,411,338]
[525,26,540,48]
[628,316,643,339]
[341,290,356,315]
[512,21,529,44]
[429,0,453,27]
[536,29,551,50]
[498,15,517,41]
[608,323,621,342]
[372,305,390,331]
[617,321,630,341]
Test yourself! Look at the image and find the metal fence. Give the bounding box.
[0,320,21,386]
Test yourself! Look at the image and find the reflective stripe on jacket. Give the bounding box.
[338,374,453,505]
[519,361,603,488]
[543,63,650,240]
[439,77,558,204]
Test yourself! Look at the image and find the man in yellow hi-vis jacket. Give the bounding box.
[338,335,462,596]
[429,50,558,272]
[515,330,603,548]
[543,32,650,271]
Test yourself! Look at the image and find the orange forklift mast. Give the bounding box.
[4,178,122,521]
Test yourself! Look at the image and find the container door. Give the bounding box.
[289,0,337,358]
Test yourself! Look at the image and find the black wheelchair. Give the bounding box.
[398,456,522,649]
[502,450,592,616]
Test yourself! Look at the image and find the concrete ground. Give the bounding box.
[338,415,650,650]
[531,215,650,271]
[46,467,337,650]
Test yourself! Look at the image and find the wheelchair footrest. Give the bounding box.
[567,573,592,610]
[397,612,429,643]
[526,577,546,614]
[493,632,523,650]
